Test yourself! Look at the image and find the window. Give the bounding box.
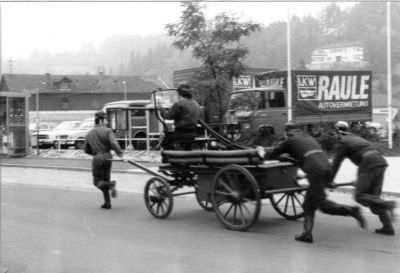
[267,92,285,108]
[228,91,263,111]
[61,98,70,110]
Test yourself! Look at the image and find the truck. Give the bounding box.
[224,70,373,140]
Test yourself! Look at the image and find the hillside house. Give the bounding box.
[307,42,368,70]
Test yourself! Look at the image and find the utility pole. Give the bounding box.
[36,88,39,155]
[122,81,127,101]
[387,2,393,149]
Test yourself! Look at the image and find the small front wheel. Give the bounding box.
[144,177,173,219]
[270,189,306,220]
[75,139,85,149]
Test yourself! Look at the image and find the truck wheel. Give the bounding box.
[75,139,85,149]
[52,141,59,149]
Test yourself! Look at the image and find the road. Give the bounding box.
[1,165,400,273]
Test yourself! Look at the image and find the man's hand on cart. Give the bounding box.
[296,174,307,180]
[121,154,129,163]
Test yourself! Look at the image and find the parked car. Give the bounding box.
[365,121,388,139]
[67,118,95,149]
[32,120,85,149]
[30,122,58,147]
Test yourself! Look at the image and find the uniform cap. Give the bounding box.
[335,121,349,131]
[177,83,191,93]
[95,111,106,119]
[176,83,192,98]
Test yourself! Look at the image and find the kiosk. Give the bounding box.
[0,92,30,157]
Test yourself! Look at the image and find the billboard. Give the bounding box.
[255,70,372,117]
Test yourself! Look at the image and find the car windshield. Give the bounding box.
[153,90,179,107]
[79,119,94,129]
[29,123,56,130]
[228,91,263,111]
[55,121,81,130]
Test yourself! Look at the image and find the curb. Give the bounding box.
[2,163,400,198]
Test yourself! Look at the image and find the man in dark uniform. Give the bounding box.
[331,121,396,235]
[161,83,201,149]
[267,121,366,243]
[84,111,124,209]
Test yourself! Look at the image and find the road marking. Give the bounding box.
[82,215,94,237]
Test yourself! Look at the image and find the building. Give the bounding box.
[307,42,368,70]
[0,73,166,123]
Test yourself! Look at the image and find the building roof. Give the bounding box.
[0,73,166,94]
[315,42,364,50]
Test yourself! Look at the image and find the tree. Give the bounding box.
[165,2,261,122]
[319,2,347,43]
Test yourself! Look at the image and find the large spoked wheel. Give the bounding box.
[144,177,173,219]
[270,188,306,220]
[195,189,213,211]
[211,164,261,231]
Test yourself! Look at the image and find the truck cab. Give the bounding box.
[225,87,287,139]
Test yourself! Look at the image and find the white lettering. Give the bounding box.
[318,76,330,100]
[342,76,352,100]
[330,76,341,100]
[350,75,360,99]
[317,101,369,109]
[359,75,370,99]
[316,74,370,101]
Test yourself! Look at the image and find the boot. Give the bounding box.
[101,203,111,209]
[387,200,396,223]
[349,206,366,229]
[375,210,394,235]
[295,214,314,243]
[295,232,313,243]
[375,227,395,235]
[110,180,118,198]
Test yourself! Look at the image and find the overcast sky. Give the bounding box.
[1,1,356,60]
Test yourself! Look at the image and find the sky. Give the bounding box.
[0,1,357,60]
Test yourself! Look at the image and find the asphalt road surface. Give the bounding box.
[1,183,399,273]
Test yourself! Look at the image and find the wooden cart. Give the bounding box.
[128,149,308,231]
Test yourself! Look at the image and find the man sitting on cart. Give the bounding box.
[160,83,202,150]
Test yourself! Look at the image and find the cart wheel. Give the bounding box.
[211,164,261,231]
[195,189,213,211]
[144,177,173,219]
[270,189,306,220]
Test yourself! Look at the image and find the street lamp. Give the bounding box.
[35,88,39,155]
[35,82,46,155]
[122,81,127,101]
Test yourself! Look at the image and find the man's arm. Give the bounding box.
[108,130,123,157]
[265,139,291,160]
[84,134,93,155]
[161,103,180,120]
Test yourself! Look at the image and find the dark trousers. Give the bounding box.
[92,153,113,204]
[303,154,354,217]
[161,127,197,150]
[356,164,393,228]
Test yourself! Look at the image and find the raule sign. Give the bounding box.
[296,71,371,115]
